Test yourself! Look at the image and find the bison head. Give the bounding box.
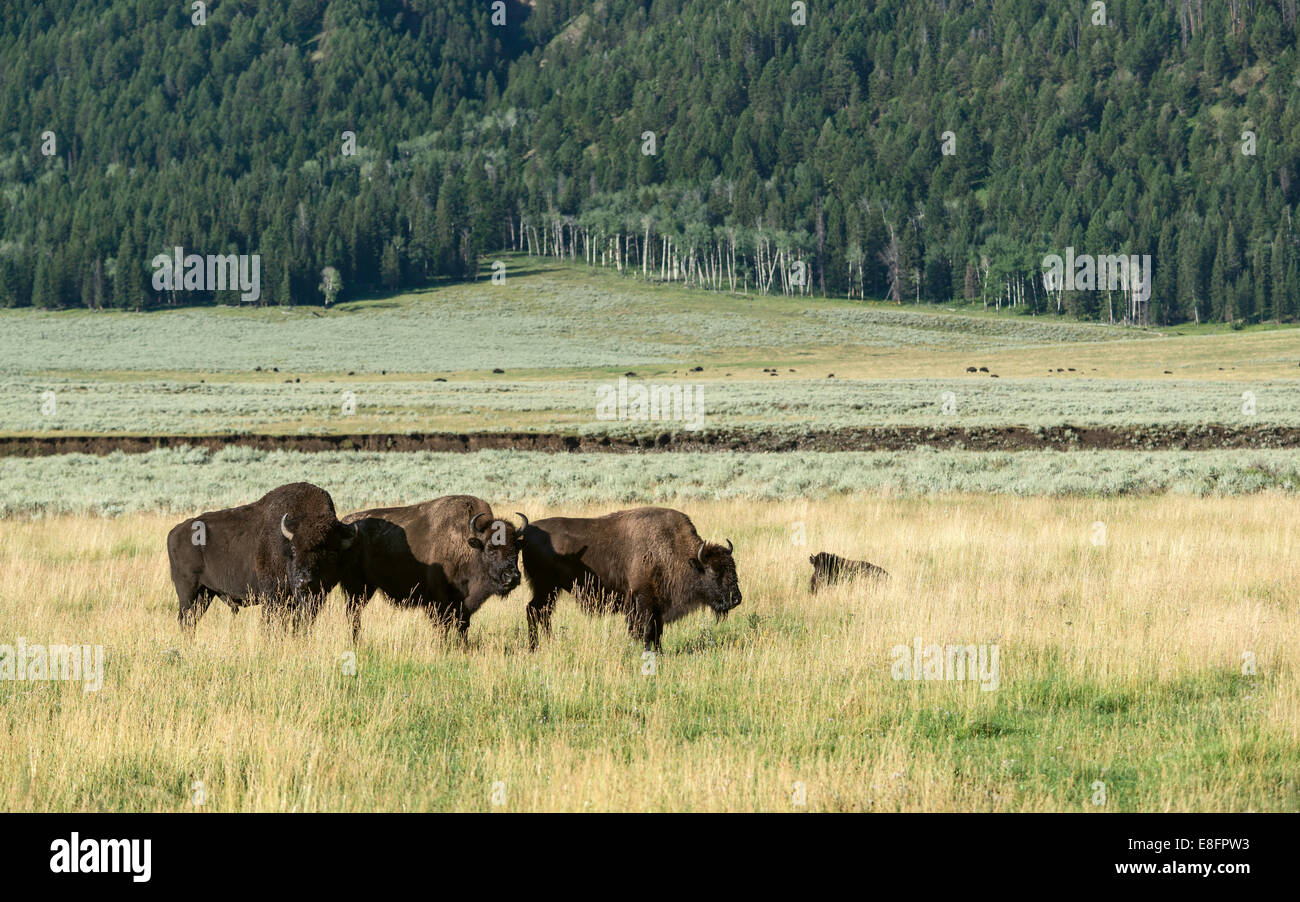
[280,513,356,594]
[692,538,742,615]
[808,552,832,594]
[467,511,527,596]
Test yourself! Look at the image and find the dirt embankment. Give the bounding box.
[1,425,1298,456]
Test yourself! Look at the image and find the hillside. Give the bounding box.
[2,0,1299,325]
[2,260,1298,439]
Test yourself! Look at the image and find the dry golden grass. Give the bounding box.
[1,493,1296,811]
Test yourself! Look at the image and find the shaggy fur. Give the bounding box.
[339,495,525,642]
[166,482,353,633]
[808,551,889,593]
[520,506,742,652]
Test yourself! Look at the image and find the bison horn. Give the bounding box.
[697,542,708,566]
[280,514,294,541]
[726,538,733,554]
[515,511,529,531]
[470,512,488,532]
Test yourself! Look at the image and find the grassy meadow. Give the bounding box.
[2,258,1299,436]
[1,493,1295,812]
[2,262,1298,813]
[5,373,1300,435]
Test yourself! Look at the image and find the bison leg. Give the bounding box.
[643,612,663,653]
[453,603,472,643]
[423,595,455,636]
[290,593,325,636]
[260,599,293,632]
[341,578,376,644]
[628,593,663,654]
[345,594,364,644]
[177,583,213,633]
[425,602,470,646]
[526,586,559,651]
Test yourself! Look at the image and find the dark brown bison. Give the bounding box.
[166,482,355,633]
[520,507,741,652]
[808,551,889,593]
[339,495,526,643]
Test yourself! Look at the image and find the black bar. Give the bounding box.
[0,812,1284,889]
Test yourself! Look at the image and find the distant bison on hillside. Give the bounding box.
[808,551,889,593]
[167,482,355,633]
[339,495,526,643]
[520,506,741,652]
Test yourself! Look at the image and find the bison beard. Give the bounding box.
[338,495,526,643]
[808,551,889,593]
[166,482,355,633]
[520,506,742,652]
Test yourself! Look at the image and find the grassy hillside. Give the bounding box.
[2,261,1299,436]
[2,259,1158,375]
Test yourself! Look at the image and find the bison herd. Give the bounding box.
[167,482,886,651]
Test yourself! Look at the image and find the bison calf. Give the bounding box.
[521,507,742,652]
[339,495,526,643]
[167,482,355,633]
[808,551,889,593]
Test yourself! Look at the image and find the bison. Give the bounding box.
[520,506,742,652]
[808,551,889,593]
[339,495,526,643]
[167,482,355,633]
